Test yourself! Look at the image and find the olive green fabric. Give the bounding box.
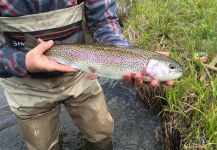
[1,72,114,150]
[0,2,84,44]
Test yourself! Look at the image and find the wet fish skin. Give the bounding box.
[44,44,183,81]
[24,33,182,81]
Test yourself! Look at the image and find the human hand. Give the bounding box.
[124,52,173,88]
[25,39,78,73]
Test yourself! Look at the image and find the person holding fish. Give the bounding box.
[0,0,177,150]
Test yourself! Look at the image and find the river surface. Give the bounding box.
[0,79,164,150]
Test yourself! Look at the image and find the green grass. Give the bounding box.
[122,0,217,149]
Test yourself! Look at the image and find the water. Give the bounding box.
[0,79,164,150]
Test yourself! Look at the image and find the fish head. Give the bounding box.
[144,59,183,82]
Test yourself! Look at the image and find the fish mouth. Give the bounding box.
[176,71,183,78]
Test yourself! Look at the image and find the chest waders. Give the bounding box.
[0,3,114,150]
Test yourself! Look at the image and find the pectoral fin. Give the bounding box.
[85,66,99,80]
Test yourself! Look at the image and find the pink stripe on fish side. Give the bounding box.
[64,50,144,64]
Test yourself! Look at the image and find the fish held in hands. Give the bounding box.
[25,34,183,82]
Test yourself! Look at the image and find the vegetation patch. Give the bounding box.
[122,0,217,149]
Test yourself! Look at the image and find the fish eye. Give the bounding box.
[169,63,176,69]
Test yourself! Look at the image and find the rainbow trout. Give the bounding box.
[25,35,183,81]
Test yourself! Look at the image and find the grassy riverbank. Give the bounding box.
[122,0,217,149]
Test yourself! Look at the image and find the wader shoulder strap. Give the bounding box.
[0,2,84,46]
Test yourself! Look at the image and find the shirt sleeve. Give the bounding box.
[0,44,28,78]
[84,0,130,47]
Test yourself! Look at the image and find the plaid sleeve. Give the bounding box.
[84,0,130,47]
[0,45,27,78]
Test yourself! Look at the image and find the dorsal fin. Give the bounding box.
[24,34,40,49]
